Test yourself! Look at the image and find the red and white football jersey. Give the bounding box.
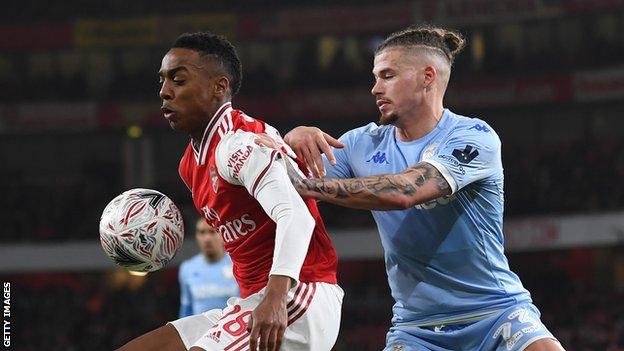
[179,102,338,298]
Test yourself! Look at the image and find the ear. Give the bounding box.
[214,76,231,97]
[423,65,437,89]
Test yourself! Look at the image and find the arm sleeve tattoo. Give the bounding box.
[293,162,451,210]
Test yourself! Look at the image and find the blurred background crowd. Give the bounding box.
[1,0,624,350]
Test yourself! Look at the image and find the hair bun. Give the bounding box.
[443,32,466,57]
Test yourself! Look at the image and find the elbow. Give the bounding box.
[396,196,416,210]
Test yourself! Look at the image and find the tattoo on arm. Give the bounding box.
[295,163,451,208]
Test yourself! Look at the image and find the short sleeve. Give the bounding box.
[215,130,302,196]
[324,130,357,179]
[423,122,501,193]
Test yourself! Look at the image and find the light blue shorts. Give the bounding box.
[384,303,558,351]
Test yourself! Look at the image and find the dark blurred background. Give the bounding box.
[1,0,624,350]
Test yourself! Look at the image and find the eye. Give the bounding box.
[173,77,185,84]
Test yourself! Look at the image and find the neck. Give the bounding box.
[394,101,444,142]
[190,100,231,145]
[204,250,225,263]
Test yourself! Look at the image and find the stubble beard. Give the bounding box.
[379,112,399,125]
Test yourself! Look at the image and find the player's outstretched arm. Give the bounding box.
[283,126,344,178]
[290,162,451,210]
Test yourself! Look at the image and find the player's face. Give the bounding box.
[158,48,223,138]
[371,47,427,125]
[195,219,224,257]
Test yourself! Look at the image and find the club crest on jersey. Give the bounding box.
[209,166,219,193]
[422,142,439,160]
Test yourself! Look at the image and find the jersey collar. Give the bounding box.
[192,101,233,165]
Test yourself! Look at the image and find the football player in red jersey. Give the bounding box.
[116,32,343,351]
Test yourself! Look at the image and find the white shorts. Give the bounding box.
[169,282,343,351]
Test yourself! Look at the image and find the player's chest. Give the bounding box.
[188,162,262,243]
[351,141,434,177]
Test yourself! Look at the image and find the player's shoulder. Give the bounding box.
[218,129,258,149]
[341,122,394,143]
[444,110,500,146]
[230,108,266,133]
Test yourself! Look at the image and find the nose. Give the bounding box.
[371,79,383,96]
[159,80,173,100]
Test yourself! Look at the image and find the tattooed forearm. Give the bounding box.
[294,162,451,210]
[405,163,450,193]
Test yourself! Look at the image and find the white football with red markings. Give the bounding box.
[99,188,184,272]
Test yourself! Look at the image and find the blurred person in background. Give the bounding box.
[178,217,239,318]
[280,25,565,351]
[118,32,342,351]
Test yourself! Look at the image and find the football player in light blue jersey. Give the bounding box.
[282,26,564,351]
[178,218,239,317]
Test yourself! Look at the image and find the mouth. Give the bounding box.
[161,106,176,120]
[376,99,391,110]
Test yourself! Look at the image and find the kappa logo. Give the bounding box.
[452,145,479,164]
[469,124,490,132]
[367,151,390,164]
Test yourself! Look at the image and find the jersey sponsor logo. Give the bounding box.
[227,145,254,180]
[414,193,457,210]
[366,151,390,164]
[452,145,479,164]
[202,206,221,222]
[469,123,490,132]
[437,154,466,175]
[218,213,257,243]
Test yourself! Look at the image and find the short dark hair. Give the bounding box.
[172,32,242,96]
[376,25,466,65]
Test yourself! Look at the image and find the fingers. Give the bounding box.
[306,143,325,178]
[254,133,279,149]
[249,323,283,351]
[323,132,345,148]
[249,315,259,351]
[321,132,342,166]
[284,127,342,178]
[258,325,271,351]
[247,314,253,333]
[274,325,285,351]
[298,143,317,178]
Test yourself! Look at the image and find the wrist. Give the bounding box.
[264,275,292,300]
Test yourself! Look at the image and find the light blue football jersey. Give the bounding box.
[325,109,531,326]
[178,253,239,317]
